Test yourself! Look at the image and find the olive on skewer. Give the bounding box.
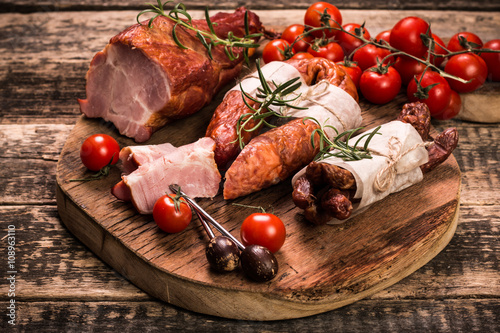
[169,184,279,282]
[193,209,240,273]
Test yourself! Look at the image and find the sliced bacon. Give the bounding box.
[112,138,221,214]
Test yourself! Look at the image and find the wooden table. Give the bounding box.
[1,2,499,331]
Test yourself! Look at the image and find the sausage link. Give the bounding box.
[205,90,262,168]
[320,188,353,220]
[292,176,316,209]
[303,203,332,226]
[223,118,321,199]
[397,101,431,141]
[321,163,356,190]
[420,127,459,173]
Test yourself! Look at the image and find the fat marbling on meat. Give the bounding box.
[112,137,221,214]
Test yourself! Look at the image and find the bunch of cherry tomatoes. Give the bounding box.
[262,2,500,120]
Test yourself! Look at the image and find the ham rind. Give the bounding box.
[115,138,221,214]
[79,8,262,142]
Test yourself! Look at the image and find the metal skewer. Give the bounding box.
[169,184,244,249]
[169,184,279,282]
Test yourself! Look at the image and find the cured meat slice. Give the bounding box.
[112,138,221,214]
[119,142,177,174]
[79,7,262,142]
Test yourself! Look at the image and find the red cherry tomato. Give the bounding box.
[337,61,362,89]
[433,90,462,120]
[262,39,293,63]
[375,30,391,43]
[393,55,427,86]
[359,65,402,105]
[304,2,342,39]
[240,213,286,253]
[153,193,192,233]
[80,134,120,172]
[447,32,483,53]
[291,52,314,60]
[281,24,313,53]
[429,34,447,67]
[407,70,452,116]
[307,42,344,62]
[336,23,371,56]
[444,53,488,93]
[352,44,393,71]
[480,39,500,81]
[390,16,431,58]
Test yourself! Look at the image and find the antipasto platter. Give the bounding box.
[55,3,470,321]
[56,92,460,321]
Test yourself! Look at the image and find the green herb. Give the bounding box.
[234,59,307,149]
[306,117,381,161]
[136,1,262,63]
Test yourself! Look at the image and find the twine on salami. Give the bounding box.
[372,137,433,192]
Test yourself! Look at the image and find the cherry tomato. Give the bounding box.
[291,52,314,60]
[337,61,362,89]
[304,2,342,39]
[281,24,313,53]
[352,44,393,71]
[153,193,192,233]
[444,53,488,93]
[80,134,120,172]
[433,90,462,120]
[429,34,447,67]
[307,42,344,62]
[480,39,500,81]
[393,55,427,86]
[262,39,293,63]
[337,23,371,56]
[407,70,452,116]
[390,16,431,58]
[447,32,483,53]
[359,65,402,105]
[375,30,391,43]
[240,213,286,253]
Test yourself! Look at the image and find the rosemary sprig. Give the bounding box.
[305,117,381,161]
[136,1,262,62]
[234,60,307,149]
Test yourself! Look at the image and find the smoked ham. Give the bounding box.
[112,138,221,214]
[79,7,262,142]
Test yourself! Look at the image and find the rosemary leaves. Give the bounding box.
[136,1,262,63]
[234,60,306,149]
[306,116,382,162]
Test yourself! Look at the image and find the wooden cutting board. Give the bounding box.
[56,82,461,320]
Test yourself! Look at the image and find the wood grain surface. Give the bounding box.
[1,5,499,331]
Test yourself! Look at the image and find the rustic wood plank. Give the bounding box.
[1,0,499,12]
[6,299,500,332]
[432,120,500,205]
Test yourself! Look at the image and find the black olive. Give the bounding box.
[240,244,278,282]
[205,236,240,272]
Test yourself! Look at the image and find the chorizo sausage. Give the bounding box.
[206,57,358,169]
